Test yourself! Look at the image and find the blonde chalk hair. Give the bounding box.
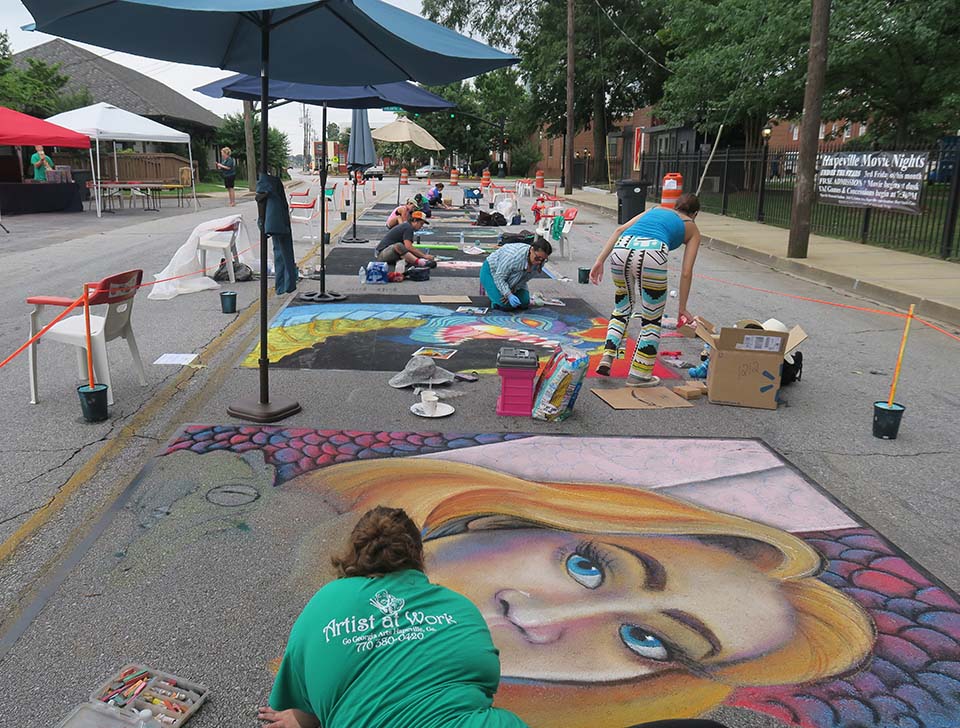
[311,458,875,726]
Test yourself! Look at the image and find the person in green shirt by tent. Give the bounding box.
[30,145,54,181]
[259,506,528,728]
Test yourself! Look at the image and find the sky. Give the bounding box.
[4,0,429,155]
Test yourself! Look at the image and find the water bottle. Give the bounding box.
[396,259,406,276]
[358,265,366,284]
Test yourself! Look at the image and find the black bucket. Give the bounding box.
[578,267,590,284]
[77,384,109,423]
[873,401,905,439]
[340,211,348,221]
[220,291,238,314]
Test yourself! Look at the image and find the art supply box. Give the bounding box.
[696,320,807,409]
[496,346,539,416]
[56,664,209,728]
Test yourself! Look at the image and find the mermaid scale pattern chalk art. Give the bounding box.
[163,428,960,728]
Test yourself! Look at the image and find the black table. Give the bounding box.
[0,182,83,215]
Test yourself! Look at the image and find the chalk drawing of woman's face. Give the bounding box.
[424,529,796,682]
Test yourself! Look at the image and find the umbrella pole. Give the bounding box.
[228,13,301,423]
[298,102,344,303]
[340,169,368,244]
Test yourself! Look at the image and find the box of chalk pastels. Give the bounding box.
[56,664,209,727]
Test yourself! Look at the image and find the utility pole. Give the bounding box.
[243,99,257,191]
[564,0,575,195]
[787,0,831,258]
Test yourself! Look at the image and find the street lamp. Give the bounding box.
[756,124,773,222]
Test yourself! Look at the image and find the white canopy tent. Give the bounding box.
[46,102,199,217]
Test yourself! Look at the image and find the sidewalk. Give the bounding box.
[562,188,960,327]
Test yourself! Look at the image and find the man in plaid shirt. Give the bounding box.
[480,238,552,310]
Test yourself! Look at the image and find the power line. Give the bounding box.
[590,0,671,74]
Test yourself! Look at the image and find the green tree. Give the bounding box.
[0,33,94,119]
[216,111,290,177]
[326,122,340,143]
[657,0,809,149]
[826,0,960,145]
[517,0,667,181]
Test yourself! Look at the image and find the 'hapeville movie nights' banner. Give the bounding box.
[817,151,927,214]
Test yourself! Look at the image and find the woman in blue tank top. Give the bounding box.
[588,194,702,386]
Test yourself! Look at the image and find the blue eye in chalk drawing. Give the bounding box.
[565,552,604,589]
[619,625,670,661]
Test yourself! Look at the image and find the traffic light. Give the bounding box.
[413,112,420,118]
[449,112,456,119]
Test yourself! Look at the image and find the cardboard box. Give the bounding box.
[696,323,807,410]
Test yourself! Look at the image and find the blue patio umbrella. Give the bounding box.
[195,74,456,301]
[22,0,516,424]
[341,108,377,245]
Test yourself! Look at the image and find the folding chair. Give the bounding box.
[27,270,146,407]
[289,196,321,241]
[198,220,243,282]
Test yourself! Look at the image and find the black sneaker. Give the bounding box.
[425,259,438,269]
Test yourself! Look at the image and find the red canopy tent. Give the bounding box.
[0,106,92,148]
[0,107,92,228]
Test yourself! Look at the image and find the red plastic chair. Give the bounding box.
[28,270,146,406]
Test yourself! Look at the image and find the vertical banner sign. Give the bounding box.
[633,127,644,172]
[817,152,928,214]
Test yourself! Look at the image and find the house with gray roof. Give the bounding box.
[14,39,222,140]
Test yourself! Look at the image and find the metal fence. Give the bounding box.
[632,142,960,260]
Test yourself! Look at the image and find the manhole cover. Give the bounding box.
[206,484,260,507]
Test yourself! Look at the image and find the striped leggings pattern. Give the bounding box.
[602,242,670,377]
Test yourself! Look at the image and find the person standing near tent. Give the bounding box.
[217,146,237,206]
[30,145,54,181]
[589,193,702,387]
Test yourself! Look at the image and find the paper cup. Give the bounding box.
[420,391,439,417]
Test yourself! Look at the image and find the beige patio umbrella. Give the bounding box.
[372,116,445,150]
[372,117,446,204]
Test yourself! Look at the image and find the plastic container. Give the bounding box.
[219,291,237,314]
[496,347,539,417]
[77,384,109,422]
[873,401,905,439]
[578,267,590,284]
[56,663,209,728]
[358,265,366,284]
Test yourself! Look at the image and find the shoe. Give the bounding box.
[595,353,614,376]
[626,374,660,388]
[425,259,438,269]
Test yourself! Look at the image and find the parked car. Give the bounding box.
[363,164,385,180]
[415,164,445,178]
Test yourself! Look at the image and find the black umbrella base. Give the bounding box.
[228,394,302,423]
[298,290,347,303]
[340,235,369,244]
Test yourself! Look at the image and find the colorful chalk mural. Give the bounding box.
[242,296,680,379]
[165,427,960,728]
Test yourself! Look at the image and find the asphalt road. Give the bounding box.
[0,175,958,727]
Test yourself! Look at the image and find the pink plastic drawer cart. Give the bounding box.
[496,346,539,416]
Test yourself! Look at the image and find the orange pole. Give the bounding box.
[83,284,95,388]
[0,296,84,371]
[887,303,915,406]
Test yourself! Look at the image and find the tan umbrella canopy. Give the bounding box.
[372,117,444,151]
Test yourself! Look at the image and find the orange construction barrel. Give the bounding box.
[400,167,409,185]
[661,173,683,208]
[450,169,459,185]
[481,168,491,188]
[535,169,545,189]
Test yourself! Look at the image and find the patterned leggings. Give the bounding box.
[602,241,670,377]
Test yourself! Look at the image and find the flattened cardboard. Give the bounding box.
[592,386,694,410]
[419,295,473,304]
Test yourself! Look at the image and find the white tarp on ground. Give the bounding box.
[149,214,261,300]
[46,102,189,143]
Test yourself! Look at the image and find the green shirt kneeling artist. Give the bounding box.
[260,506,528,728]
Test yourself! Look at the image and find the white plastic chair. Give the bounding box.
[198,220,243,282]
[289,196,321,242]
[28,269,146,407]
